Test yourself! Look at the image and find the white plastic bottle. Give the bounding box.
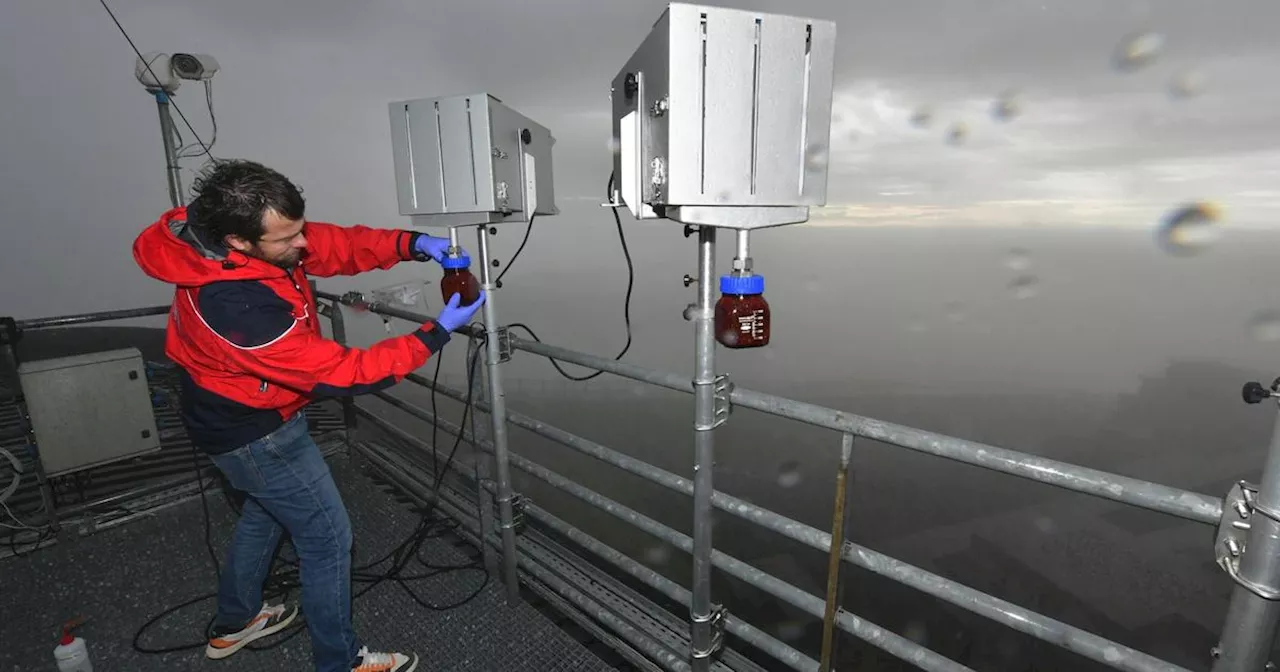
[53,626,93,672]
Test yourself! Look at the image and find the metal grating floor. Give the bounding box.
[0,449,622,671]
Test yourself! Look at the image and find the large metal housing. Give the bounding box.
[388,93,559,228]
[610,3,837,229]
[17,347,161,477]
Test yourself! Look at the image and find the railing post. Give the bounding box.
[0,317,58,531]
[1213,387,1280,672]
[690,225,723,671]
[820,432,856,671]
[467,334,499,575]
[475,224,522,603]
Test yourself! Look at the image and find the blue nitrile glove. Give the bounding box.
[434,290,487,332]
[412,234,458,263]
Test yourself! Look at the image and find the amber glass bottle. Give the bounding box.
[714,273,769,348]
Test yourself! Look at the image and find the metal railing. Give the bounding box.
[7,293,1280,672]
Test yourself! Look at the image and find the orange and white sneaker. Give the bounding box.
[351,646,419,671]
[204,602,299,659]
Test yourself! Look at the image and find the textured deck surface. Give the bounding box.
[0,449,620,671]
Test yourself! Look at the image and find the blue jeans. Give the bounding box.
[208,412,360,671]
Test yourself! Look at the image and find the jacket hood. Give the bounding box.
[133,207,287,287]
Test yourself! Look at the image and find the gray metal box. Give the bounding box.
[17,347,161,478]
[610,3,837,229]
[388,92,559,228]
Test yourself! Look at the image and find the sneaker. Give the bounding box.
[205,602,299,659]
[352,646,418,672]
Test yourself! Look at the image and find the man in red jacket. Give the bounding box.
[133,159,484,672]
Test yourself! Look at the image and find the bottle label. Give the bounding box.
[735,310,767,340]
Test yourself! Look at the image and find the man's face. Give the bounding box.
[226,209,308,269]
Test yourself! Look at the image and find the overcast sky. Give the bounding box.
[1,0,1277,320]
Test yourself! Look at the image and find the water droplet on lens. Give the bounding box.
[777,620,806,642]
[643,545,672,565]
[1005,248,1032,271]
[992,91,1022,121]
[946,122,969,145]
[1114,32,1164,71]
[805,143,829,170]
[1010,275,1039,299]
[1170,69,1206,98]
[1250,311,1280,342]
[777,461,802,488]
[1156,202,1222,256]
[910,107,933,128]
[903,620,929,645]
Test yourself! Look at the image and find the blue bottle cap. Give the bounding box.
[441,253,471,269]
[720,273,765,295]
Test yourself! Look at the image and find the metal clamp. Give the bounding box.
[501,493,529,534]
[495,326,513,363]
[690,606,727,660]
[1215,480,1280,600]
[693,375,734,430]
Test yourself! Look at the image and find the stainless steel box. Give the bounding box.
[17,347,162,477]
[610,3,837,229]
[388,93,559,228]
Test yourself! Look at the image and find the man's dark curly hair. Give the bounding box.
[187,159,306,243]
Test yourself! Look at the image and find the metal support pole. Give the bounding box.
[1213,401,1280,671]
[820,433,856,670]
[155,92,184,208]
[0,317,58,531]
[468,334,498,575]
[690,225,719,670]
[475,224,521,602]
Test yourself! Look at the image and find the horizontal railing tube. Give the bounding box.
[17,305,171,330]
[381,386,1193,672]
[325,295,1222,526]
[503,336,1224,526]
[355,398,973,672]
[358,395,815,670]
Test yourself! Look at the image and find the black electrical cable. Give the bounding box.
[132,335,488,655]
[510,172,633,381]
[493,215,536,288]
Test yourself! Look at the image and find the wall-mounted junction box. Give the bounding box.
[388,93,559,228]
[17,347,161,478]
[611,3,837,229]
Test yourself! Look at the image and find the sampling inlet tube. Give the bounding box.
[449,226,462,256]
[475,224,521,602]
[736,229,749,264]
[691,225,719,670]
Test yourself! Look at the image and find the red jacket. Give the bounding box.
[133,206,449,452]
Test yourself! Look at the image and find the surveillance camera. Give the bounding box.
[170,53,219,81]
[135,52,180,93]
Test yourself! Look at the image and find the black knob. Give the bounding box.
[624,72,638,99]
[520,129,532,145]
[683,274,695,287]
[1244,381,1271,404]
[489,227,498,234]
